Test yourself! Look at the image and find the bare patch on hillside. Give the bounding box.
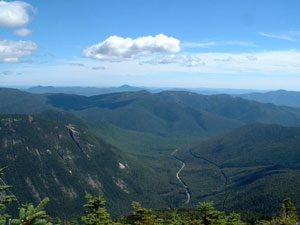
[25,177,41,201]
[113,177,130,194]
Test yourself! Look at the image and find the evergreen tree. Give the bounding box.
[122,202,163,225]
[166,209,189,225]
[259,199,299,225]
[196,202,224,225]
[11,198,54,225]
[80,192,113,225]
[280,198,298,219]
[0,168,16,225]
[225,212,245,225]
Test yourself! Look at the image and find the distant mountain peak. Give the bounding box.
[119,84,132,88]
[275,89,288,92]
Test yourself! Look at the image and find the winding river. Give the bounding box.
[172,149,191,204]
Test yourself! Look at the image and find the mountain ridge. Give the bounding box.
[239,89,300,108]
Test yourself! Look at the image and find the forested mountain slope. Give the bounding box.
[156,91,300,125]
[176,124,300,215]
[44,90,300,136]
[0,113,182,218]
[0,88,50,114]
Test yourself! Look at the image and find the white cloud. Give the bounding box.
[140,50,300,74]
[0,1,35,27]
[223,41,257,47]
[14,28,32,36]
[0,70,14,75]
[246,55,257,61]
[0,39,37,63]
[183,41,256,49]
[92,66,105,70]
[214,57,233,62]
[289,31,300,37]
[82,34,180,61]
[259,31,300,41]
[38,50,300,78]
[69,63,85,67]
[141,54,206,67]
[182,41,216,48]
[4,49,300,90]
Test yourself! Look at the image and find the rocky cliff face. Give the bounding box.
[0,114,138,218]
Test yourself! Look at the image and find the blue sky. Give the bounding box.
[0,0,300,89]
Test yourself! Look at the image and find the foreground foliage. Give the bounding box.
[0,168,299,225]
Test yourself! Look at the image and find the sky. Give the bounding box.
[0,0,300,90]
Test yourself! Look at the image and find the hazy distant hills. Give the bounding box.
[25,85,145,96]
[239,89,300,108]
[2,87,300,137]
[25,85,300,108]
[24,85,265,96]
[177,124,300,215]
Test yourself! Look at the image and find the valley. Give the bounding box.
[1,87,300,219]
[172,149,191,205]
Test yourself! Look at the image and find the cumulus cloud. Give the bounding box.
[82,34,180,61]
[0,39,37,63]
[0,1,35,27]
[14,27,32,36]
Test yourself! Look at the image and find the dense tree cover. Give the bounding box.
[176,123,300,216]
[1,168,299,225]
